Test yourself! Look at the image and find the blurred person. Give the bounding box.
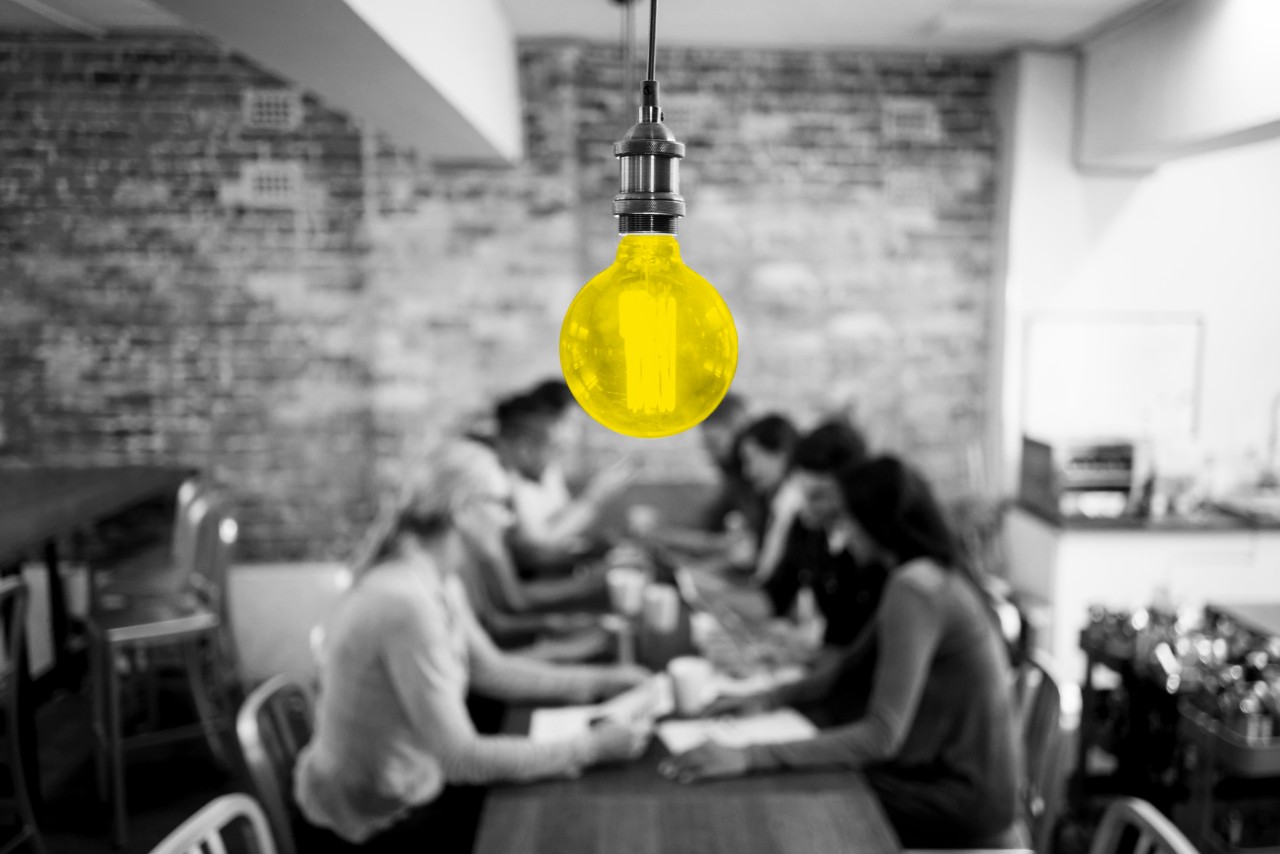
[295,440,651,853]
[661,456,1021,849]
[731,412,802,571]
[759,418,889,648]
[633,392,758,565]
[504,380,637,577]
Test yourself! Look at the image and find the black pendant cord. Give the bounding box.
[647,0,658,82]
[621,0,634,114]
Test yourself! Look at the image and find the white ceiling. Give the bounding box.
[1,0,1159,51]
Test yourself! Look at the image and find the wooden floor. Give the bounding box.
[25,688,238,854]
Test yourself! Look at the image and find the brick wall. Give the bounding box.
[0,34,998,561]
[371,42,999,491]
[0,35,376,560]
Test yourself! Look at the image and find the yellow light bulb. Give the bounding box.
[560,234,737,438]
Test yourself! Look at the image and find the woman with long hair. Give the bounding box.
[662,455,1020,848]
[294,440,650,853]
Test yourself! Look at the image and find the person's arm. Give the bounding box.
[456,502,605,614]
[744,568,945,771]
[760,520,804,617]
[463,593,639,704]
[768,619,878,708]
[379,593,598,784]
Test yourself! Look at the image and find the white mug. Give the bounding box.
[642,584,680,634]
[668,656,715,717]
[606,567,647,617]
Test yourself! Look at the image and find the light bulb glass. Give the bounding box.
[560,234,737,438]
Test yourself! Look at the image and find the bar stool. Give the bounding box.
[0,578,47,854]
[87,496,241,848]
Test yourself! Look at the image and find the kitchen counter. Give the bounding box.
[1004,504,1280,680]
[1014,500,1280,532]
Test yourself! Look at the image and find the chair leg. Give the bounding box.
[88,632,107,803]
[105,641,127,849]
[4,707,48,854]
[183,637,231,771]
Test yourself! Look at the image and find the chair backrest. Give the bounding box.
[188,499,237,617]
[1020,652,1067,854]
[171,477,203,562]
[236,675,315,854]
[147,793,276,854]
[1088,797,1200,854]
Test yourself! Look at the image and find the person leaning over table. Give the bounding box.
[502,380,638,579]
[294,440,651,854]
[731,411,801,571]
[758,418,890,647]
[662,455,1021,849]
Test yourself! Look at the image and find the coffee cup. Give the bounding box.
[607,567,647,617]
[668,656,715,717]
[642,584,680,634]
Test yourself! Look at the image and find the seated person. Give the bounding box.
[731,412,801,575]
[501,380,636,578]
[295,440,651,853]
[662,456,1021,850]
[759,418,888,649]
[633,391,758,562]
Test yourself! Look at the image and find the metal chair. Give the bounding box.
[96,477,205,600]
[0,579,46,854]
[235,674,316,854]
[146,793,275,854]
[88,497,242,848]
[1088,797,1200,854]
[1019,652,1067,854]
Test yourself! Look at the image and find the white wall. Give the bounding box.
[1080,0,1280,169]
[998,50,1280,492]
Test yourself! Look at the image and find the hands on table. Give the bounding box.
[659,742,751,783]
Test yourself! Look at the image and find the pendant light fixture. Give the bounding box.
[559,0,738,439]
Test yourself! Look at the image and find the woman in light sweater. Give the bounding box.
[662,456,1020,849]
[294,440,650,852]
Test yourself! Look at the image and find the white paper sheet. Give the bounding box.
[529,706,596,742]
[528,674,675,743]
[656,708,817,754]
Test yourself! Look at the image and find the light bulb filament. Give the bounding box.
[619,288,677,413]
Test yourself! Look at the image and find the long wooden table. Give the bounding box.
[474,709,901,854]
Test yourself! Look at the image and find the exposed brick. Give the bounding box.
[1,33,999,561]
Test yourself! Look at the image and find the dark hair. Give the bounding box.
[703,391,748,425]
[494,392,555,439]
[837,456,959,569]
[526,378,575,414]
[790,418,870,475]
[732,412,799,473]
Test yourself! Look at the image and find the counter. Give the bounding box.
[1004,502,1280,682]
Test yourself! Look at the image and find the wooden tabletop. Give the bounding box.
[474,709,901,854]
[0,465,193,566]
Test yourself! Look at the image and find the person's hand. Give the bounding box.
[589,720,650,765]
[699,689,775,718]
[659,742,751,783]
[593,663,651,699]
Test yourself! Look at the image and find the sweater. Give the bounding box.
[294,558,606,843]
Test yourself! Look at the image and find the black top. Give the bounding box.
[763,517,890,647]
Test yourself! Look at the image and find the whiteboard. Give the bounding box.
[1022,313,1202,443]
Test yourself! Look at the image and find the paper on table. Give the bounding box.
[656,708,817,754]
[528,674,674,743]
[529,706,596,743]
